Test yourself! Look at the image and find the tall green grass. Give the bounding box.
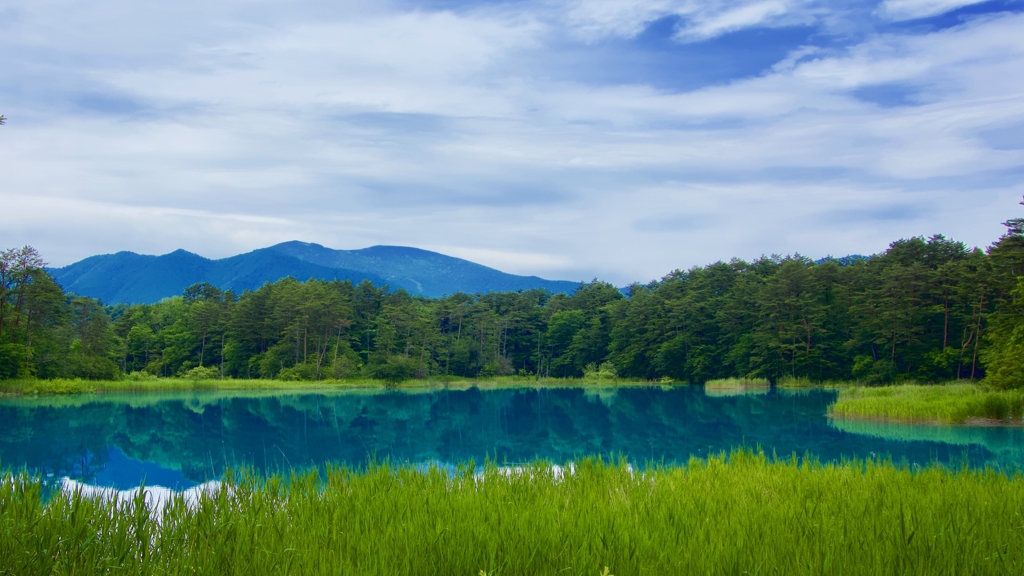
[703,377,769,389]
[4,451,1023,575]
[777,376,855,389]
[704,377,769,396]
[831,384,1024,424]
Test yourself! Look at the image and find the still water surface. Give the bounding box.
[1,386,1022,490]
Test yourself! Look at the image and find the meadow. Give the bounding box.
[830,384,1024,424]
[2,451,1023,575]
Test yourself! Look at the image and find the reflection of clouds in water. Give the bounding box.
[408,461,615,481]
[491,463,579,481]
[486,463,638,481]
[60,478,222,517]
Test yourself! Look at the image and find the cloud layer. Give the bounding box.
[1,0,1022,284]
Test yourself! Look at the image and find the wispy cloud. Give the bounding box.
[876,0,991,21]
[562,0,816,41]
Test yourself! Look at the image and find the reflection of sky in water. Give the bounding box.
[2,387,1023,491]
[91,447,196,490]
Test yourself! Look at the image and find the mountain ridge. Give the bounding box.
[48,242,582,304]
[267,241,579,298]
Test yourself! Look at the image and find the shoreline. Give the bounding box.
[0,377,675,397]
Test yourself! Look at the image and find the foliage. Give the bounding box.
[980,277,1024,389]
[581,361,618,381]
[830,384,1024,423]
[3,451,1024,575]
[181,366,221,380]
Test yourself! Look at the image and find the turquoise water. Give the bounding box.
[2,386,1022,490]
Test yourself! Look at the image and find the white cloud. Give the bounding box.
[423,246,574,274]
[877,0,989,21]
[563,0,815,42]
[675,0,802,40]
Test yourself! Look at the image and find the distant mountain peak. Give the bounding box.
[272,240,323,249]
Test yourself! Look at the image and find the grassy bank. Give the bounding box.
[776,376,854,389]
[0,376,661,396]
[3,451,1023,575]
[703,377,769,396]
[830,384,1024,424]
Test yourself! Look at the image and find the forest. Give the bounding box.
[2,206,1023,387]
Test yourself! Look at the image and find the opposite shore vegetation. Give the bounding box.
[3,200,1024,417]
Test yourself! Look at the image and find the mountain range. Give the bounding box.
[48,242,582,304]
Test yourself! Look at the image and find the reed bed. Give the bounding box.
[704,377,769,396]
[831,384,1024,424]
[4,451,1023,575]
[776,376,854,389]
[703,377,770,389]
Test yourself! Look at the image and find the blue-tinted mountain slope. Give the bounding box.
[49,249,388,304]
[49,242,581,304]
[266,241,581,297]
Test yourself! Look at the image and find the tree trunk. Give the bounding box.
[11,271,29,330]
[199,329,207,368]
[971,296,985,380]
[25,309,32,353]
[943,296,949,350]
[79,302,88,357]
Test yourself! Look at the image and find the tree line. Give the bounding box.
[3,204,1023,386]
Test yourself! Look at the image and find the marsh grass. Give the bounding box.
[2,451,1024,575]
[704,377,769,388]
[831,384,1024,424]
[777,376,855,389]
[0,376,660,397]
[703,377,770,396]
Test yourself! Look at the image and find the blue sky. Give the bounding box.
[1,0,1023,284]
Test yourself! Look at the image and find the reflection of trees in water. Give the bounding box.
[830,419,1024,464]
[0,388,1013,483]
[0,403,113,481]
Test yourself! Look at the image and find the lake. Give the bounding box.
[2,385,1023,490]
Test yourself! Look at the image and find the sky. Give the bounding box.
[1,0,1023,285]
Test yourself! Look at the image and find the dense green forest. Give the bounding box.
[3,203,1024,386]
